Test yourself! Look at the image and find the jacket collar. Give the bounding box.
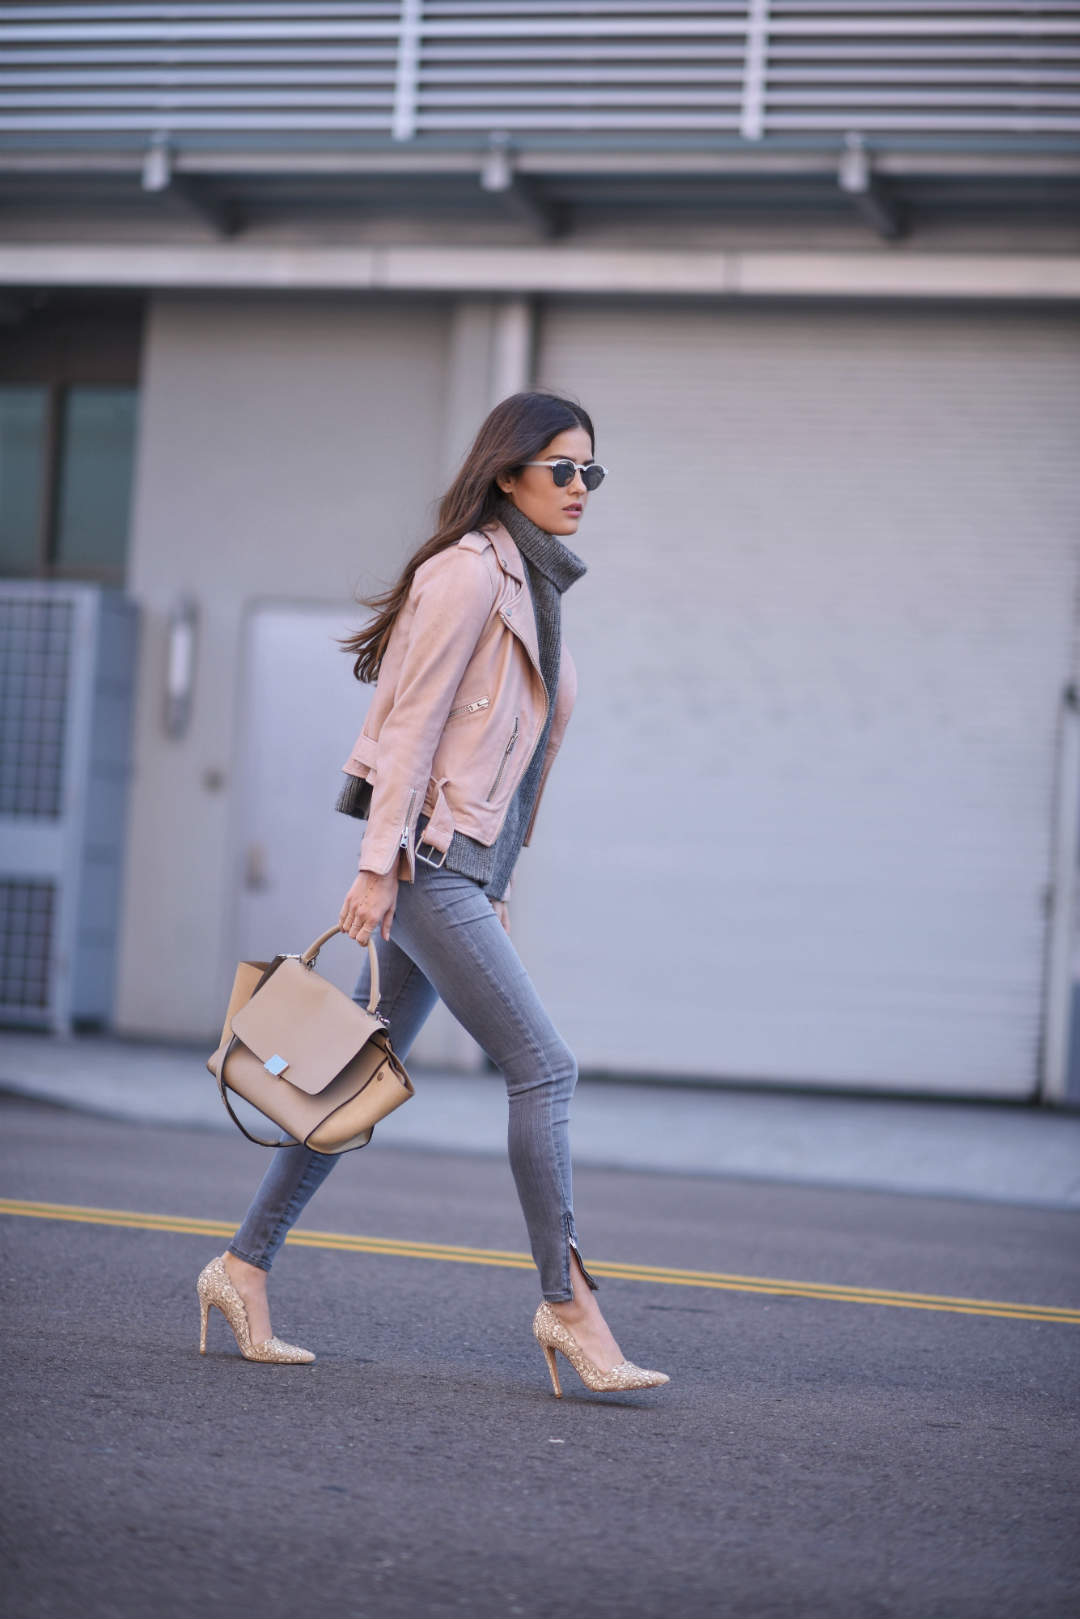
[476,520,545,683]
[481,518,525,585]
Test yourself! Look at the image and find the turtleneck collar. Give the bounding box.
[493,493,588,595]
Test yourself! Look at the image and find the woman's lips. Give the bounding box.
[563,504,582,516]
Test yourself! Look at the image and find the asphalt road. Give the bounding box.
[1,1095,1078,1619]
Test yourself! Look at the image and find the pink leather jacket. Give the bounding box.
[341,518,577,885]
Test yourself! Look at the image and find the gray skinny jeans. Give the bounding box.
[228,850,597,1302]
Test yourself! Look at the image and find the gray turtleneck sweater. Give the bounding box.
[336,494,587,902]
[431,495,587,900]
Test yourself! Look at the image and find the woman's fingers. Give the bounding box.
[341,906,390,944]
[340,899,372,942]
[341,868,399,944]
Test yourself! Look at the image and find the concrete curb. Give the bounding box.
[2,1031,1079,1209]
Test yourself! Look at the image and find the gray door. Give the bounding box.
[230,600,480,1070]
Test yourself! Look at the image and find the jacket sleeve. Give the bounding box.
[358,544,497,881]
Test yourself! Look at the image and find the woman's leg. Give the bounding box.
[391,861,625,1370]
[222,932,438,1341]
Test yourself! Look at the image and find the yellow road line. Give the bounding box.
[2,1197,1078,1325]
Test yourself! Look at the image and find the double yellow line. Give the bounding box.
[2,1196,1078,1326]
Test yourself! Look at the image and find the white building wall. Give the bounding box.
[116,293,453,1038]
[518,299,1080,1096]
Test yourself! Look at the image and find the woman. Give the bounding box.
[197,391,669,1398]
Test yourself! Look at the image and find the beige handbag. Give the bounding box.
[207,924,414,1153]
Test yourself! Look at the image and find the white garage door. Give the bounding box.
[519,302,1080,1097]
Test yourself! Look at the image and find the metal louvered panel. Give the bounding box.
[764,0,1080,135]
[0,3,1078,146]
[0,584,138,1032]
[408,1,749,138]
[0,3,402,135]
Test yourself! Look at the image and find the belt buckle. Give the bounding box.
[416,839,447,869]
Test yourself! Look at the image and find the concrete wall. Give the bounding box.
[116,293,455,1037]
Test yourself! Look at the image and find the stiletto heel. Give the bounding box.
[542,1343,562,1398]
[532,1301,669,1396]
[196,1254,315,1365]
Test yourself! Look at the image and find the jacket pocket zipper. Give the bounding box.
[398,786,417,850]
[487,717,519,801]
[447,696,490,721]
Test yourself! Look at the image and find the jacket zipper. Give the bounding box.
[487,716,519,801]
[499,606,549,736]
[398,786,417,850]
[447,696,490,720]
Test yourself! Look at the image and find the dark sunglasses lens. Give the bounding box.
[582,463,605,491]
[550,460,576,487]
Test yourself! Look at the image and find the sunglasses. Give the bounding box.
[522,458,607,492]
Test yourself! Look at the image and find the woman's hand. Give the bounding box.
[490,897,511,937]
[340,867,399,946]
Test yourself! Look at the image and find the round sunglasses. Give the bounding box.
[522,458,607,492]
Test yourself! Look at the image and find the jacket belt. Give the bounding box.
[419,777,455,854]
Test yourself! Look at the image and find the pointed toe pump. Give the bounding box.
[533,1301,669,1397]
[197,1254,315,1365]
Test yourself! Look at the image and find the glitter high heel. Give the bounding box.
[197,1254,315,1365]
[532,1300,669,1397]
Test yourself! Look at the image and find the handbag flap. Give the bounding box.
[230,956,387,1097]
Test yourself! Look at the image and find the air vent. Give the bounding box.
[0,594,72,820]
[0,877,55,1011]
[0,583,137,1031]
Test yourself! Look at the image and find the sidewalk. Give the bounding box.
[2,1028,1079,1209]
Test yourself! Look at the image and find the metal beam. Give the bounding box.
[0,242,1077,301]
[480,133,562,239]
[838,133,906,240]
[2,148,1079,181]
[140,136,239,236]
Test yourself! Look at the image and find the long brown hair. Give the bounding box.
[342,390,596,683]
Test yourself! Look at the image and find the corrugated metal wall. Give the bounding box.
[521,300,1080,1095]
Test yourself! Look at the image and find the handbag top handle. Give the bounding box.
[300,926,381,1016]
